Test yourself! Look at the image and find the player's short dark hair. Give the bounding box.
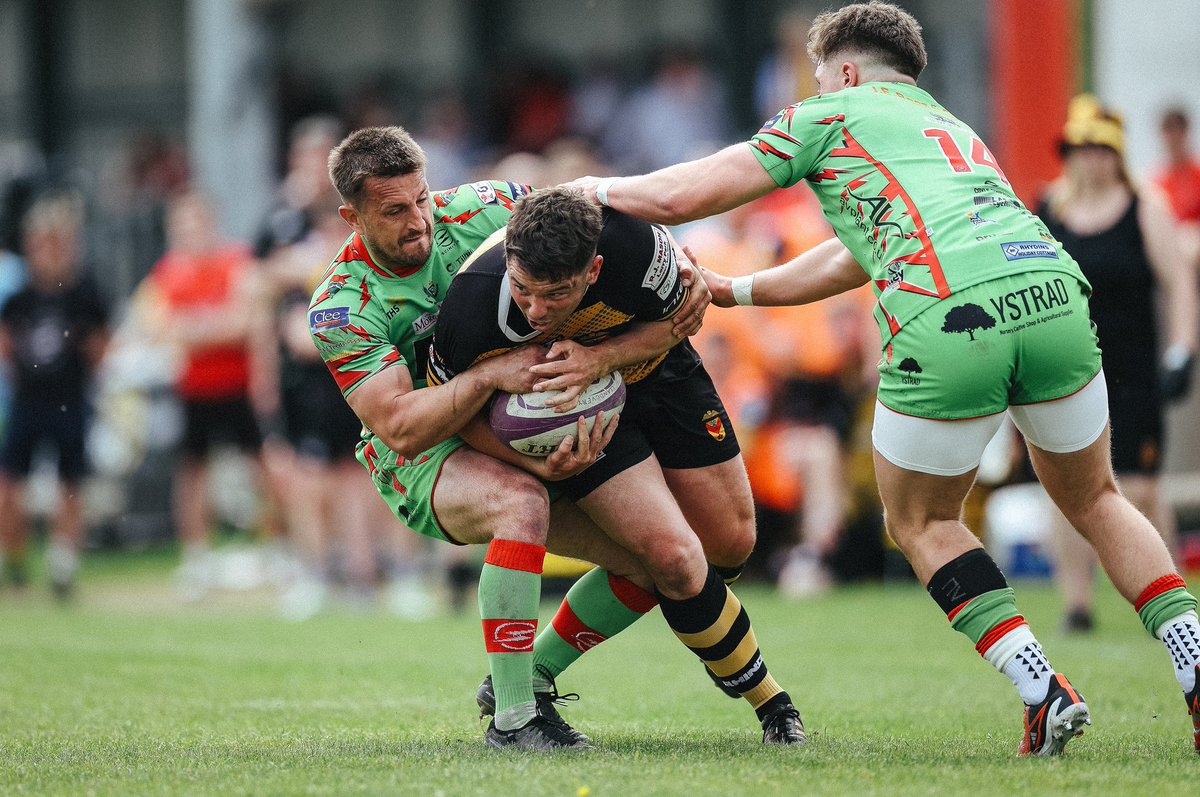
[807,1,927,80]
[328,126,426,207]
[505,187,602,283]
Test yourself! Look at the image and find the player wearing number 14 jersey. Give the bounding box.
[573,0,1200,757]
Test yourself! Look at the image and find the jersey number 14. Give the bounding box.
[923,129,1010,184]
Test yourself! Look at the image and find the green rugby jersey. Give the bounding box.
[749,83,1089,343]
[308,180,530,398]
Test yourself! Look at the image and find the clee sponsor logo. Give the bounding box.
[988,277,1071,323]
[309,306,350,331]
[411,311,437,337]
[967,211,997,227]
[490,621,537,652]
[1000,241,1058,261]
[702,409,726,441]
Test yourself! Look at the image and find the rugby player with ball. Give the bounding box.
[309,128,791,751]
[429,186,805,747]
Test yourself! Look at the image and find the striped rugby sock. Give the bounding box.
[1136,574,1200,692]
[479,538,544,731]
[658,565,789,714]
[929,549,1054,704]
[532,568,658,685]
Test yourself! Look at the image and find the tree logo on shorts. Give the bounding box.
[899,357,922,385]
[941,303,996,341]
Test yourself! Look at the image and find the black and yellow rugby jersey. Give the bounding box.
[428,208,696,388]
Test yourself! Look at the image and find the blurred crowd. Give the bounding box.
[0,27,1197,624]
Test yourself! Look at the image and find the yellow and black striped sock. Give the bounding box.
[712,562,746,586]
[658,565,791,719]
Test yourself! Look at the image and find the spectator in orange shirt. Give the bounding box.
[1154,107,1200,284]
[1155,107,1200,225]
[133,191,264,600]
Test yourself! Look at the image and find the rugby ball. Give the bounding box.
[490,371,625,457]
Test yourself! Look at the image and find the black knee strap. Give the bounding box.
[926,549,1009,615]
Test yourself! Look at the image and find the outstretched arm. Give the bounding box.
[701,237,869,308]
[570,145,779,226]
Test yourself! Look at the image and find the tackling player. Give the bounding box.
[429,187,805,745]
[572,0,1200,757]
[309,126,713,751]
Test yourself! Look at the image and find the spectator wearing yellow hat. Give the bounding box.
[1039,95,1199,632]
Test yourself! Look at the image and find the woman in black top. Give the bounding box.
[1039,95,1197,631]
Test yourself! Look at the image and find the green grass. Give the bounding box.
[0,550,1194,796]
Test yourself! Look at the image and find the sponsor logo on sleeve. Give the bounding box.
[505,182,531,201]
[1000,241,1058,261]
[471,181,498,205]
[309,306,350,331]
[642,226,679,300]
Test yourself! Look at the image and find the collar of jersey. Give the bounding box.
[356,233,425,279]
[498,271,541,344]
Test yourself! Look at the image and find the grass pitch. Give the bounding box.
[0,549,1194,796]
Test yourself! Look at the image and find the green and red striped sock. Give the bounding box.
[479,538,544,731]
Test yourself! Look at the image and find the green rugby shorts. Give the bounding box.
[876,272,1102,420]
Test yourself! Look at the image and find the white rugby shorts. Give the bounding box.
[872,370,1110,476]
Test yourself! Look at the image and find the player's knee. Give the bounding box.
[704,523,756,569]
[641,533,707,598]
[880,510,929,553]
[481,475,551,544]
[690,494,756,566]
[1057,478,1123,530]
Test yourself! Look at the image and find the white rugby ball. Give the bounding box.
[490,371,626,457]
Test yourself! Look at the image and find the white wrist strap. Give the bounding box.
[595,177,616,207]
[731,274,755,306]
